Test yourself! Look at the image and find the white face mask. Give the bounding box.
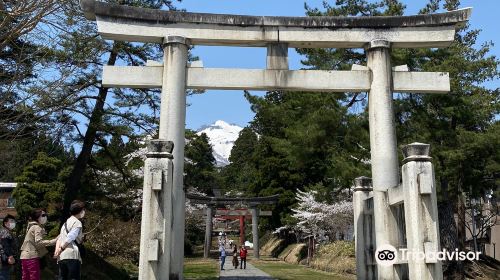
[39,216,47,225]
[7,222,15,230]
[79,210,85,219]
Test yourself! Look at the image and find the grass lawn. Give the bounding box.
[184,258,219,280]
[252,259,355,280]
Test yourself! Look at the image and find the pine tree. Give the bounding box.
[392,1,499,276]
[13,152,68,235]
[4,0,184,219]
[185,130,218,194]
[221,127,259,195]
[301,1,499,278]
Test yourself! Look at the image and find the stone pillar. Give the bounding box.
[239,215,245,245]
[138,140,174,280]
[366,39,400,279]
[402,143,443,280]
[204,206,214,259]
[160,35,189,280]
[267,43,289,70]
[251,207,260,259]
[353,176,375,280]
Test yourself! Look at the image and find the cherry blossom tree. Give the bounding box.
[290,190,353,242]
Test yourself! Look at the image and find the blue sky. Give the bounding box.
[177,0,500,130]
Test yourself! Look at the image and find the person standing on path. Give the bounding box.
[231,244,238,269]
[20,209,58,280]
[54,200,86,280]
[219,243,226,270]
[0,215,18,280]
[239,246,247,269]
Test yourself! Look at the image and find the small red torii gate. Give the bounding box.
[214,208,272,246]
[186,193,278,259]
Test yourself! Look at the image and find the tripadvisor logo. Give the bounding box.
[375,244,481,266]
[375,245,397,266]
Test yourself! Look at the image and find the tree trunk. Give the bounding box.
[455,180,467,280]
[438,177,462,280]
[61,44,119,221]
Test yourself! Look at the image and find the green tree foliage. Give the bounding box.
[50,0,177,218]
[390,3,499,269]
[13,152,68,234]
[221,1,404,227]
[0,134,69,181]
[1,0,184,218]
[221,127,259,196]
[230,2,403,228]
[184,214,205,256]
[224,89,370,228]
[391,1,499,277]
[83,135,144,220]
[223,1,499,240]
[295,1,499,277]
[185,130,218,194]
[229,127,259,164]
[184,130,223,254]
[394,0,499,198]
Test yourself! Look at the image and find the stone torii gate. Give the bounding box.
[187,193,278,259]
[80,1,471,279]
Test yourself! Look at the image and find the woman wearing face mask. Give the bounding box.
[20,209,58,280]
[0,214,18,280]
[54,200,85,280]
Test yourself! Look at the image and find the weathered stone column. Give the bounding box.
[251,207,260,259]
[353,176,375,280]
[366,39,400,279]
[160,35,189,280]
[139,140,174,280]
[267,43,289,70]
[204,206,214,259]
[402,143,443,280]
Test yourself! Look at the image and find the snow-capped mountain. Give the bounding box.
[197,120,243,167]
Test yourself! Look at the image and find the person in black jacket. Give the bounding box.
[0,214,18,280]
[231,244,239,269]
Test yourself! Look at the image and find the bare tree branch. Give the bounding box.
[0,0,64,49]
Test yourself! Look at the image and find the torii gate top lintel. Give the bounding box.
[80,0,470,48]
[186,193,279,207]
[81,0,470,28]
